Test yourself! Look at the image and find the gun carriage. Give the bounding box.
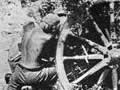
[56,0,120,90]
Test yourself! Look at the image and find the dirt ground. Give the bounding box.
[0,0,33,89]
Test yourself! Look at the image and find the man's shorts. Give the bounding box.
[7,64,57,90]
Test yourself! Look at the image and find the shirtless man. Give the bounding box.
[7,13,61,90]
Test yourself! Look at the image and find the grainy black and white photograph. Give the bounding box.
[1,0,120,90]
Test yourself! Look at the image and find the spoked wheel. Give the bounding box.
[56,0,120,90]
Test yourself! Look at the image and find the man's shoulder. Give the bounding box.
[31,25,52,40]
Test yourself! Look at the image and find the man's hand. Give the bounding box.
[49,57,55,62]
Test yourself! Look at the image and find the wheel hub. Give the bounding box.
[109,48,120,58]
[107,44,120,64]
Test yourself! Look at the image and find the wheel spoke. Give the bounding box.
[63,54,104,60]
[80,37,108,54]
[112,66,118,90]
[69,32,108,54]
[93,20,109,46]
[97,69,110,87]
[105,28,111,41]
[72,58,110,84]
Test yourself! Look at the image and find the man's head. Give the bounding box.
[53,7,67,25]
[42,13,60,34]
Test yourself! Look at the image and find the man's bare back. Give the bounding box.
[20,24,53,69]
